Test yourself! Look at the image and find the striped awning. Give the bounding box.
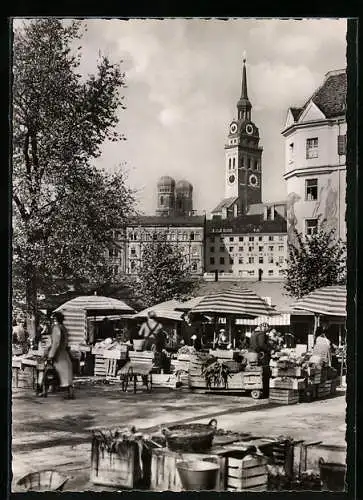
[190,288,278,317]
[293,285,347,317]
[54,295,134,313]
[174,296,206,312]
[132,300,184,322]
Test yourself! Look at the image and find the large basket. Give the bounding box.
[17,470,69,491]
[162,419,217,452]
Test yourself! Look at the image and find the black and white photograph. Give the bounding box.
[11,17,354,493]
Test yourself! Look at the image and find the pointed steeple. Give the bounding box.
[237,52,252,121]
[241,52,248,99]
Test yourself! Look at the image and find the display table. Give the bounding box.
[12,355,45,391]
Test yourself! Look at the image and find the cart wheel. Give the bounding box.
[251,389,263,399]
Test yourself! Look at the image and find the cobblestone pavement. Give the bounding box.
[11,382,346,492]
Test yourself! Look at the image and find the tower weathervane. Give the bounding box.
[243,50,247,64]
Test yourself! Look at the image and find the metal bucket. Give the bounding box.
[176,460,219,490]
[319,458,346,491]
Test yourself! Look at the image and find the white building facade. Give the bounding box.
[282,69,347,244]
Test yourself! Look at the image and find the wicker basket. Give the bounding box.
[162,419,217,452]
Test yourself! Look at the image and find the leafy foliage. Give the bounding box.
[133,233,198,308]
[12,19,134,320]
[283,225,346,299]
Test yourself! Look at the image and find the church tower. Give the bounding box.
[224,56,263,214]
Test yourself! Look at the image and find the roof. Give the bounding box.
[131,299,184,322]
[289,69,346,123]
[55,295,134,313]
[312,70,346,118]
[290,107,303,121]
[157,176,175,186]
[211,197,239,213]
[293,285,346,317]
[176,180,193,190]
[206,213,287,234]
[127,215,205,227]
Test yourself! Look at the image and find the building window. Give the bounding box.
[269,236,274,241]
[229,237,234,242]
[248,246,253,252]
[254,160,259,170]
[268,256,274,264]
[238,246,244,252]
[220,246,224,252]
[153,233,158,241]
[210,246,215,253]
[190,232,195,241]
[239,236,244,242]
[268,269,274,276]
[289,142,294,163]
[239,258,243,264]
[160,195,164,206]
[306,218,318,235]
[278,256,284,264]
[210,236,215,243]
[247,158,251,169]
[248,256,254,264]
[191,262,198,272]
[259,246,263,252]
[306,137,319,159]
[228,158,232,169]
[305,178,318,201]
[220,257,225,265]
[279,236,284,241]
[278,245,284,252]
[258,236,263,241]
[232,157,236,168]
[210,257,215,265]
[229,246,234,252]
[248,270,255,276]
[229,257,233,265]
[130,261,136,271]
[259,256,263,264]
[279,269,285,276]
[337,134,347,155]
[249,236,254,241]
[241,157,244,167]
[268,246,274,252]
[130,246,136,256]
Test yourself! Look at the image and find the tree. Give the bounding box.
[283,226,346,299]
[12,19,134,331]
[133,233,198,308]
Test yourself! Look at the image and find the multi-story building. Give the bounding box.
[282,69,347,244]
[124,215,206,275]
[205,202,288,280]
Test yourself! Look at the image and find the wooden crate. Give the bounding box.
[152,374,177,389]
[271,367,305,378]
[270,378,306,390]
[317,380,332,398]
[94,354,107,377]
[150,447,225,491]
[242,372,263,390]
[129,351,155,361]
[13,365,36,389]
[188,373,207,389]
[209,349,235,359]
[269,388,299,405]
[226,454,268,491]
[90,436,143,488]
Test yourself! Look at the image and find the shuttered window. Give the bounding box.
[337,134,347,155]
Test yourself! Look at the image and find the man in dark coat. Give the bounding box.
[249,323,271,365]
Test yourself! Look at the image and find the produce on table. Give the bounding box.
[201,356,232,389]
[177,345,196,355]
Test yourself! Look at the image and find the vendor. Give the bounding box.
[312,331,332,366]
[249,323,271,365]
[138,311,165,351]
[217,328,228,348]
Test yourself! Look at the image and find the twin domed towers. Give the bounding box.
[156,176,194,217]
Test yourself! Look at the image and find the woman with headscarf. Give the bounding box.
[47,311,74,399]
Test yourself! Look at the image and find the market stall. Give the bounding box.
[184,288,279,397]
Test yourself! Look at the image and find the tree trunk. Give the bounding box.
[25,262,38,341]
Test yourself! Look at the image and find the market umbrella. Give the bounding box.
[54,295,134,313]
[190,287,278,344]
[293,285,347,317]
[190,288,278,317]
[131,300,184,322]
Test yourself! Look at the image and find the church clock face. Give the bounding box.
[230,123,238,134]
[246,123,254,135]
[228,174,236,184]
[249,173,258,187]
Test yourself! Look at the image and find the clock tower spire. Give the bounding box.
[224,54,263,214]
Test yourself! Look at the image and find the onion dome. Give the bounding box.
[176,180,193,192]
[157,175,175,188]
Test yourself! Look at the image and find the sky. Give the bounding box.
[23,18,348,215]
